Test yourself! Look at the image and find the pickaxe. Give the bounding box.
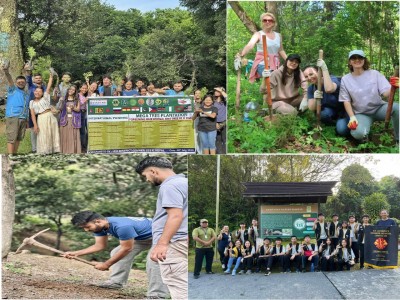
[15,228,97,267]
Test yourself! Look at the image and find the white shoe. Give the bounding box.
[222,264,225,269]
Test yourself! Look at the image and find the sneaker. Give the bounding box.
[264,271,271,276]
[296,269,300,273]
[96,281,123,289]
[286,269,291,273]
[246,270,252,275]
[224,269,231,274]
[232,270,236,276]
[193,274,199,279]
[206,271,214,274]
[239,270,245,275]
[222,264,225,269]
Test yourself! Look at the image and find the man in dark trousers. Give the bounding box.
[192,219,216,279]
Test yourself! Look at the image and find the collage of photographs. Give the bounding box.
[0,0,399,299]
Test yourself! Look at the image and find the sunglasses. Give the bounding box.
[262,19,275,23]
[350,55,365,60]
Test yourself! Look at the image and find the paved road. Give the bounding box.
[189,269,400,299]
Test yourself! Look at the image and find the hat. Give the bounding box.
[287,54,301,63]
[348,50,366,59]
[200,219,208,223]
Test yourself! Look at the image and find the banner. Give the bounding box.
[260,204,318,239]
[364,225,399,269]
[87,96,195,153]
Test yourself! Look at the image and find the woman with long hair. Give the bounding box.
[224,240,244,276]
[261,54,308,115]
[29,70,60,154]
[319,237,335,271]
[59,85,81,153]
[78,83,89,152]
[240,240,256,274]
[213,87,227,154]
[336,238,355,271]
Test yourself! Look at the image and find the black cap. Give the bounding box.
[287,54,301,63]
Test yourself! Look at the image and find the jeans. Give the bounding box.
[350,103,399,141]
[226,257,242,272]
[199,130,217,150]
[302,255,319,272]
[80,111,88,151]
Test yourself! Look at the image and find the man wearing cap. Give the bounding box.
[313,213,329,248]
[192,219,216,279]
[328,213,340,248]
[261,54,308,115]
[358,214,370,269]
[339,49,399,143]
[376,209,397,226]
[348,215,360,263]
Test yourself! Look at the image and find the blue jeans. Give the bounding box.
[320,107,349,136]
[226,257,241,272]
[350,103,399,141]
[80,111,88,151]
[199,130,217,150]
[302,255,319,272]
[257,63,266,77]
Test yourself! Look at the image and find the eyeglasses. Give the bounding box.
[350,55,365,61]
[262,19,275,23]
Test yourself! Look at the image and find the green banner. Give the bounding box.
[87,96,195,153]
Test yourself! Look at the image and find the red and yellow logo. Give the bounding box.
[374,238,388,250]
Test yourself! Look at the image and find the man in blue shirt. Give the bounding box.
[98,74,117,96]
[64,211,168,298]
[136,157,188,300]
[154,81,185,96]
[376,209,397,226]
[2,63,30,154]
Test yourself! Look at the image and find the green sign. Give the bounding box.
[87,96,195,153]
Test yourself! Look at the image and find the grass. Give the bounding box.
[228,74,399,153]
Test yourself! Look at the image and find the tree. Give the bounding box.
[362,192,390,223]
[0,0,24,97]
[2,156,16,258]
[378,176,400,219]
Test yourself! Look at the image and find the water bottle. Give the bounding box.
[243,101,257,122]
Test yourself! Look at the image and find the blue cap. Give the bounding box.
[348,50,366,59]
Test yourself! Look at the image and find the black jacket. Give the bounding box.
[315,222,329,240]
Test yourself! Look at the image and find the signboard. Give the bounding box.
[364,225,399,269]
[87,96,195,153]
[260,204,318,239]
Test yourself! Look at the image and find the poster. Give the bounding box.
[364,225,399,269]
[260,204,318,239]
[87,96,195,153]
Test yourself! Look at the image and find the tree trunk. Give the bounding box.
[0,0,24,98]
[2,156,16,258]
[229,1,260,34]
[266,2,279,32]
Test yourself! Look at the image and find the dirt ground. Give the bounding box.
[2,252,148,299]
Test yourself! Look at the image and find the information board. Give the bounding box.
[260,204,318,239]
[87,96,195,153]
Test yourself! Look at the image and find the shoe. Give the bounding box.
[222,264,225,269]
[286,269,291,273]
[264,271,271,276]
[296,269,300,273]
[302,269,306,273]
[224,269,231,274]
[360,266,364,269]
[246,270,252,275]
[255,268,260,273]
[96,281,123,289]
[206,271,214,274]
[232,270,236,276]
[239,270,245,275]
[193,274,199,279]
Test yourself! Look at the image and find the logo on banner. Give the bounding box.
[374,238,388,250]
[138,98,145,105]
[112,99,120,106]
[294,218,306,230]
[146,99,155,106]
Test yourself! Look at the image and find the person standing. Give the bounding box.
[376,209,397,226]
[192,219,216,279]
[135,157,188,299]
[348,215,360,263]
[358,214,370,269]
[2,61,30,154]
[213,87,227,154]
[235,12,287,83]
[329,213,340,248]
[313,213,329,248]
[235,222,249,245]
[63,211,168,298]
[217,225,232,270]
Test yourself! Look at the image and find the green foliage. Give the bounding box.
[227,1,399,153]
[362,192,390,223]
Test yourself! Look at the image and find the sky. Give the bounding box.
[104,0,182,12]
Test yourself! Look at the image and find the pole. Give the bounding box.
[215,155,220,261]
[316,49,324,129]
[262,35,273,121]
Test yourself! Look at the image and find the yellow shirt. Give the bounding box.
[192,227,216,248]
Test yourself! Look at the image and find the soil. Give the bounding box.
[2,252,148,299]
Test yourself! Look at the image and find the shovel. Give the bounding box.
[262,35,276,122]
[312,49,324,140]
[371,66,399,145]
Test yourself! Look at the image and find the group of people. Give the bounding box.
[3,61,224,154]
[192,209,398,278]
[192,88,227,155]
[62,157,188,299]
[235,12,399,143]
